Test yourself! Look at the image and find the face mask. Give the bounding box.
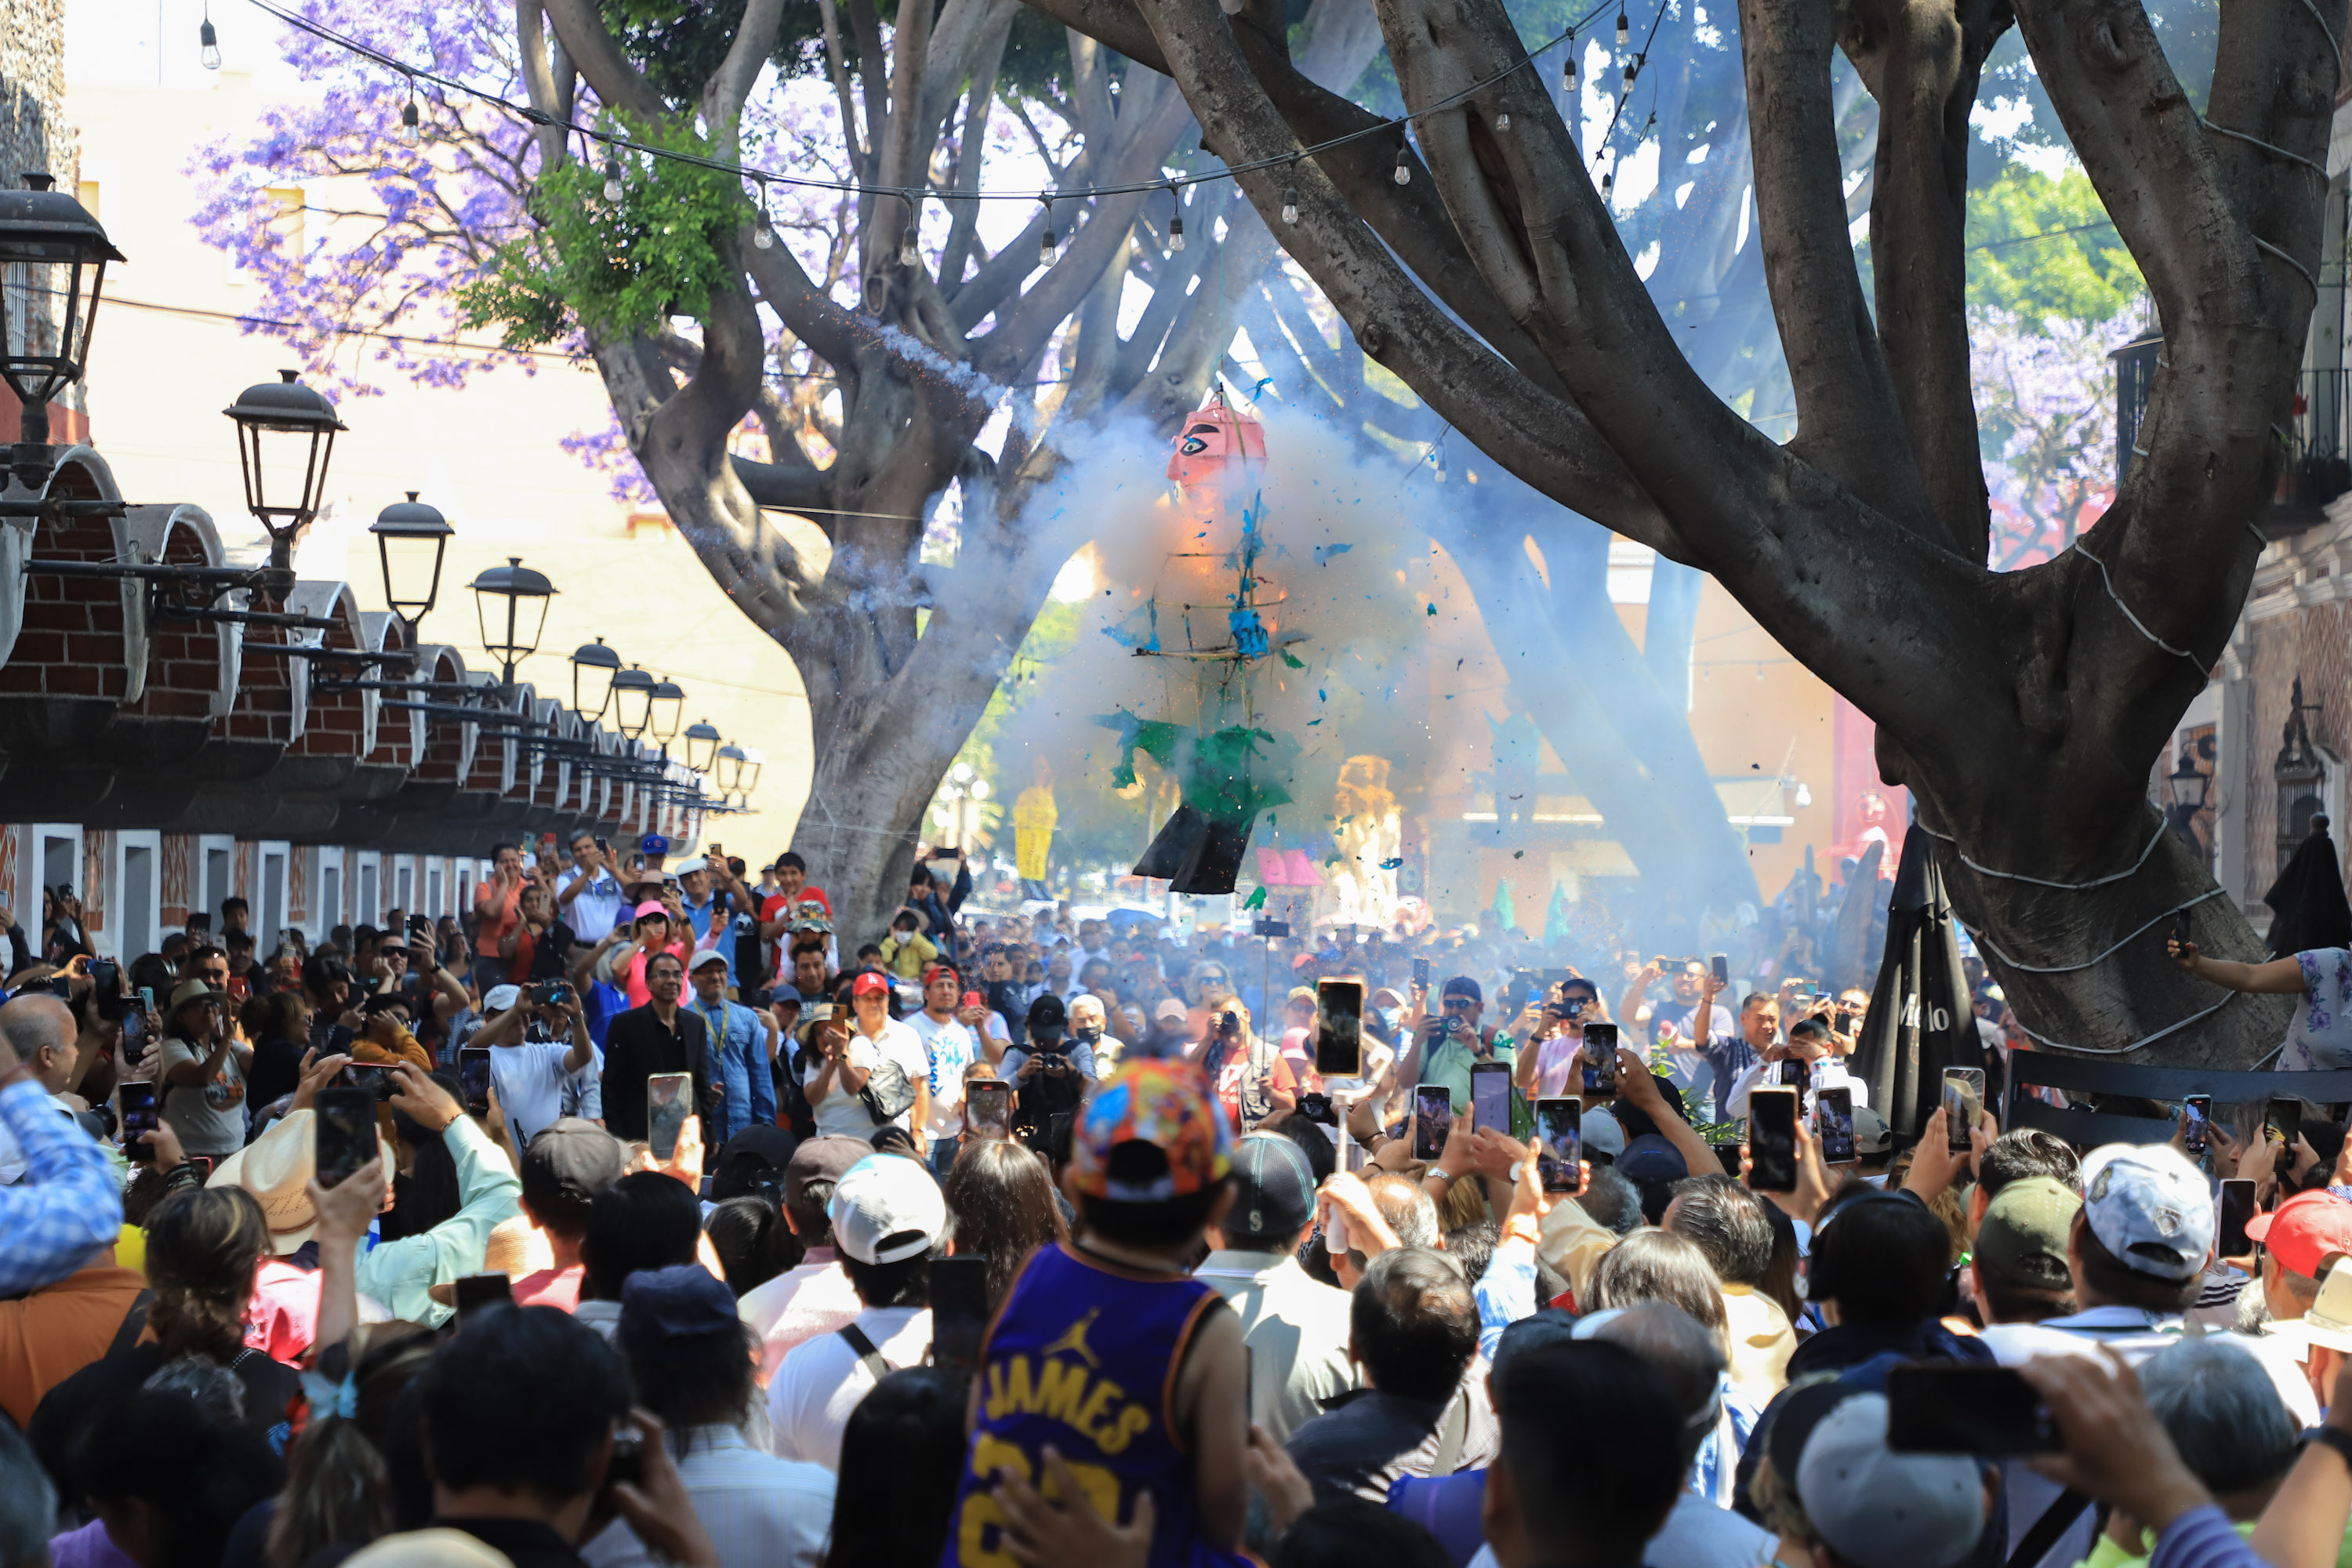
[1073,1024,1104,1045]
[1377,1007,1403,1031]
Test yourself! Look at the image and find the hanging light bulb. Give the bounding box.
[1615,6,1629,46]
[200,14,221,68]
[1169,214,1186,252]
[1282,186,1299,224]
[400,94,420,145]
[1602,169,1614,194]
[603,153,624,203]
[1495,110,1511,132]
[1563,41,1578,89]
[899,223,919,267]
[1622,55,1639,90]
[1038,201,1056,267]
[1218,0,1246,13]
[1393,140,1412,185]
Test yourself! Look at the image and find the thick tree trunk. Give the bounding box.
[1934,802,2293,1067]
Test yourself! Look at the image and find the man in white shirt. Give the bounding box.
[469,982,597,1149]
[767,1152,941,1470]
[1194,1134,1357,1441]
[556,831,627,943]
[589,1263,833,1568]
[742,1135,869,1377]
[1718,1018,1867,1122]
[903,964,984,1179]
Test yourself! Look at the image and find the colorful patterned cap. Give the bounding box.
[1069,1059,1232,1202]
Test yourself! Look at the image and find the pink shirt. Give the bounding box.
[739,1251,862,1381]
[243,1258,321,1364]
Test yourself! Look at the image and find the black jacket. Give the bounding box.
[600,1004,711,1141]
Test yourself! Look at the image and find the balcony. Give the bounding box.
[2270,366,2352,533]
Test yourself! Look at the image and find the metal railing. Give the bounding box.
[2281,366,2352,510]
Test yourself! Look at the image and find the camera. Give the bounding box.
[1296,1091,1337,1127]
[532,980,569,1007]
[1216,1010,1240,1040]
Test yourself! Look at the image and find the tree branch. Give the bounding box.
[1843,0,2010,561]
[539,0,666,121]
[706,0,788,132]
[1733,0,1942,540]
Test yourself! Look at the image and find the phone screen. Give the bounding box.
[1944,1068,1985,1152]
[1580,1022,1620,1098]
[1711,1140,1743,1177]
[1536,1098,1581,1192]
[1748,1087,1798,1191]
[344,1064,393,1102]
[1777,1058,1807,1089]
[2182,1095,2212,1156]
[119,1007,149,1063]
[1315,979,1365,1079]
[1711,953,1729,985]
[2219,1178,2258,1258]
[965,1079,1013,1141]
[453,1272,514,1319]
[314,1087,378,1190]
[1886,1365,2059,1454]
[1472,1061,1512,1134]
[1815,1087,1856,1165]
[1413,956,1432,987]
[648,1073,692,1163]
[459,1047,492,1116]
[1413,1084,1453,1161]
[2268,1098,2303,1153]
[931,1254,992,1370]
[118,1082,158,1163]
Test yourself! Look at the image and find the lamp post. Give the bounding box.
[610,664,656,739]
[648,677,684,746]
[367,492,452,651]
[683,720,720,775]
[571,637,620,720]
[2165,751,2209,850]
[224,369,346,571]
[938,762,990,848]
[0,173,122,495]
[713,742,746,795]
[466,556,554,688]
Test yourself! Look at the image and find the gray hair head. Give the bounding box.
[1578,1164,1646,1237]
[143,1355,248,1428]
[2140,1338,2299,1494]
[0,1419,55,1568]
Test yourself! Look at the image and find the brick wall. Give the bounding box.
[2,485,129,702]
[118,520,230,723]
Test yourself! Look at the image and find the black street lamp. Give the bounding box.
[368,491,452,645]
[0,172,122,492]
[611,664,656,739]
[571,637,621,720]
[683,720,720,774]
[713,742,746,794]
[2166,750,2210,848]
[224,369,345,569]
[466,555,554,686]
[648,677,684,746]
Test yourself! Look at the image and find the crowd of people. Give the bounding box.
[2,829,2352,1568]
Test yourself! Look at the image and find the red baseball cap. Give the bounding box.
[2245,1190,2352,1278]
[851,971,890,998]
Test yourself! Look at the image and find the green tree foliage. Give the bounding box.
[1965,164,2144,330]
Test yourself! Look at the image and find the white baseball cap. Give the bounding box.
[1798,1392,1986,1568]
[828,1152,948,1265]
[2082,1143,2215,1282]
[485,984,523,1013]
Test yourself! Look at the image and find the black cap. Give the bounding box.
[1229,1134,1316,1247]
[521,1118,624,1211]
[1026,993,1068,1035]
[784,1134,871,1207]
[1441,975,1483,1004]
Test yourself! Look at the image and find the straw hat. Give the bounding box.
[207,1109,390,1254]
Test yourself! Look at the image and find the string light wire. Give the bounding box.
[234,0,1660,209]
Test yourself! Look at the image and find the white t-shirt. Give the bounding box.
[492,1040,581,1149]
[767,1305,933,1471]
[905,1012,979,1139]
[804,1037,880,1139]
[857,1018,931,1134]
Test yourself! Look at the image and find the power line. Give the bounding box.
[236,0,1660,209]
